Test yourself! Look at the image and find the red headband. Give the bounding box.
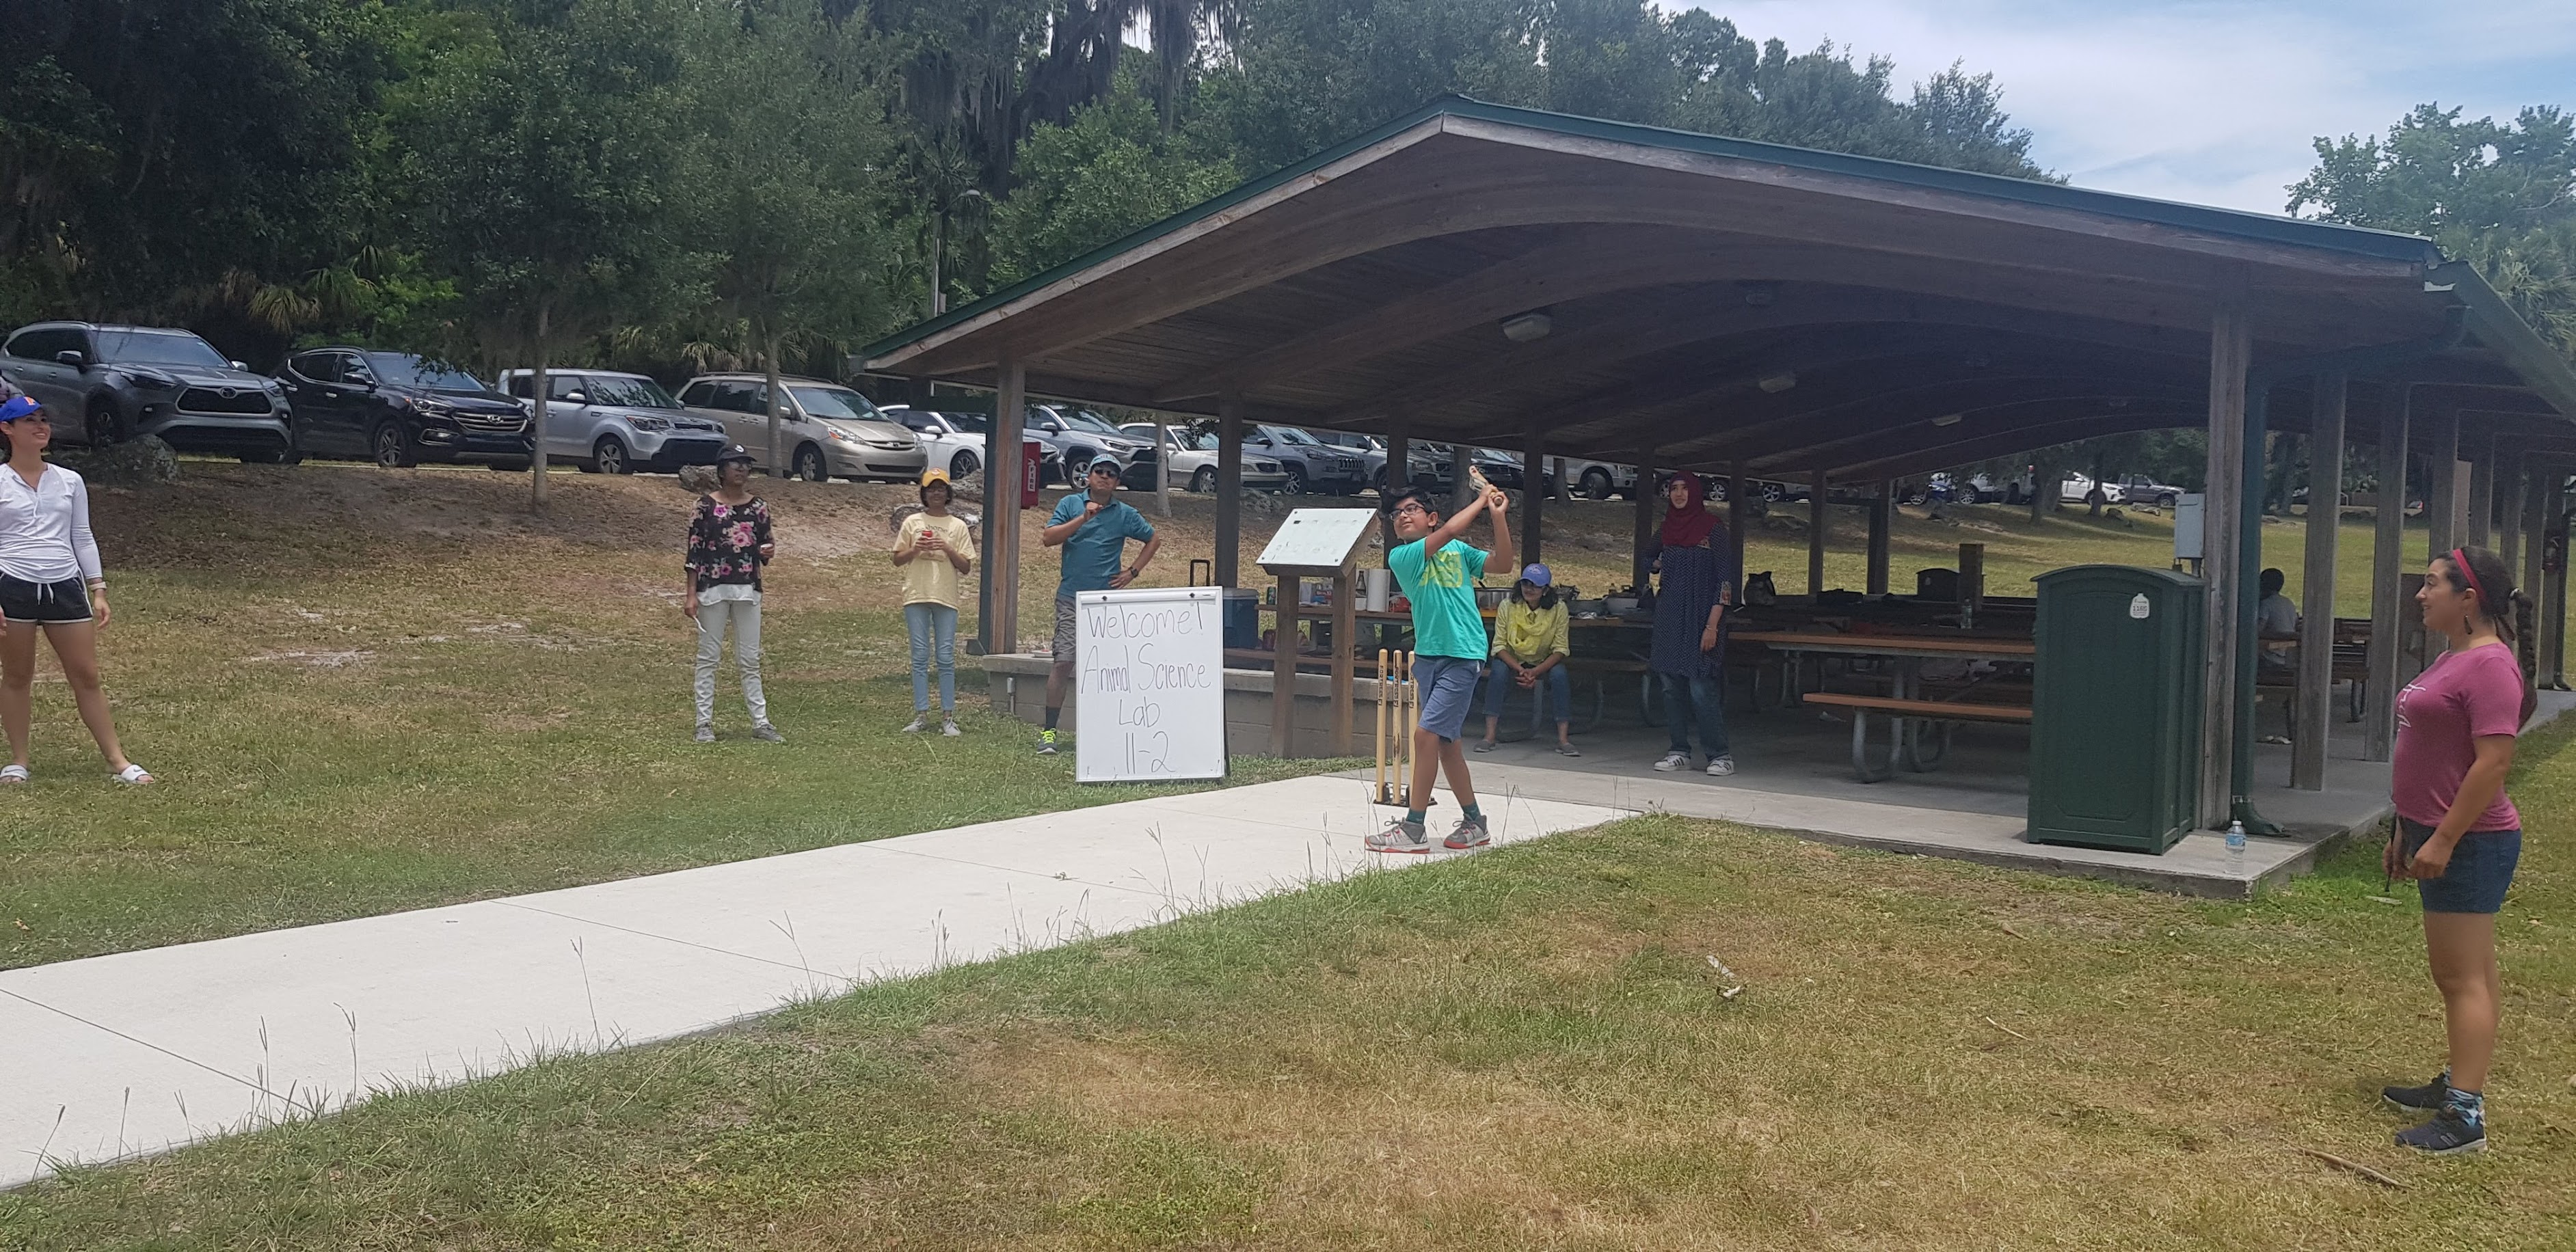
[2450,548,2487,607]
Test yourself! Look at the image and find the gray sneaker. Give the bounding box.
[694,722,715,743]
[1365,818,1431,854]
[1443,815,1491,850]
[1706,755,1736,777]
[1653,750,1689,772]
[752,723,785,743]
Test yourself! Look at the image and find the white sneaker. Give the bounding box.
[941,719,961,737]
[901,717,928,733]
[1653,751,1689,772]
[1706,755,1736,777]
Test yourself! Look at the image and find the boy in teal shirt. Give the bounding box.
[1369,480,1514,852]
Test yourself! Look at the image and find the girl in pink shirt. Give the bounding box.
[2379,545,2530,1155]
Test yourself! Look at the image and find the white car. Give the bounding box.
[1560,458,1639,499]
[883,407,994,480]
[498,369,729,474]
[1119,423,1289,492]
[676,374,925,482]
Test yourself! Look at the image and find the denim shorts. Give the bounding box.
[1412,655,1483,741]
[2399,818,2522,914]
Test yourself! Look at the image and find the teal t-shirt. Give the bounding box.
[1050,493,1156,597]
[1387,537,1488,659]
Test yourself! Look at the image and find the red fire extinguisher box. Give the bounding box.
[1020,439,1043,508]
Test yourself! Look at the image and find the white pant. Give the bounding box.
[694,596,768,725]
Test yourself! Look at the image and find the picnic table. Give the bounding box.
[1732,629,2037,781]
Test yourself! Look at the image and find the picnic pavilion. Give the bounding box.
[858,97,2576,877]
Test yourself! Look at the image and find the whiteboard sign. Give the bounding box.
[2173,493,2204,560]
[1075,587,1226,782]
[1255,506,1378,572]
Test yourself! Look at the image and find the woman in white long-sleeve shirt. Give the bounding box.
[0,394,150,784]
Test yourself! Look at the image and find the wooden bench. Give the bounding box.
[1801,692,2032,782]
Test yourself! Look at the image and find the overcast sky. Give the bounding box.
[1699,1,2576,216]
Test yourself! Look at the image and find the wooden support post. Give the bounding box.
[1866,479,1892,595]
[1728,464,1749,585]
[2364,385,2410,763]
[1151,418,1170,518]
[1808,469,1829,601]
[1521,417,1546,567]
[2520,461,2547,693]
[1272,573,1300,758]
[2201,300,2252,826]
[1631,452,1657,594]
[1550,454,1570,502]
[1332,571,1357,756]
[2501,461,2526,577]
[2547,474,2570,689]
[1381,421,1410,553]
[982,356,1026,656]
[1215,391,1245,588]
[2467,428,2496,550]
[1449,444,1473,516]
[2294,372,2346,791]
[1957,543,1985,623]
[2426,406,2461,560]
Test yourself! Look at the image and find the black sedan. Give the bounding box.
[277,349,533,468]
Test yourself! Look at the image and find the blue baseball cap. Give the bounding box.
[1520,563,1552,586]
[0,396,40,423]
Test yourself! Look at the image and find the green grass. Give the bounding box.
[0,465,1350,970]
[5,722,2570,1249]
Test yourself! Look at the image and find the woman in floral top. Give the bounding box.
[683,446,779,741]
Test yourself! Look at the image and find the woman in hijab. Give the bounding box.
[1647,473,1737,776]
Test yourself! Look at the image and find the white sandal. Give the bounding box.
[0,765,25,785]
[111,763,154,785]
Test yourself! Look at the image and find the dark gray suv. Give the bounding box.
[0,322,293,460]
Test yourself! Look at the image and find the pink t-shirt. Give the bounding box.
[2392,643,2525,830]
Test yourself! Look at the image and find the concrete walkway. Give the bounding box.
[1,776,1628,1190]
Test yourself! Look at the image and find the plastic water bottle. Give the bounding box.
[2225,819,2248,873]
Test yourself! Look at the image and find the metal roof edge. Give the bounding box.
[861,94,2447,368]
[2434,260,2576,420]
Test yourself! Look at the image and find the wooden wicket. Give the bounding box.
[1374,647,1417,807]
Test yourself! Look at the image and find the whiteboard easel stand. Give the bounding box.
[1256,508,1377,759]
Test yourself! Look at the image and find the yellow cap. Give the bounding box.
[919,467,951,489]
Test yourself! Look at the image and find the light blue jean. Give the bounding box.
[905,602,958,713]
[1483,657,1572,726]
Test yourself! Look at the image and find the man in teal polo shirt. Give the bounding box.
[1037,456,1160,754]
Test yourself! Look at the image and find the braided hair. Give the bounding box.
[2432,544,2537,723]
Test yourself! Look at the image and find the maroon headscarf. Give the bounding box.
[1660,473,1717,549]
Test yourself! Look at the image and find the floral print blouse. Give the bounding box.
[686,495,773,593]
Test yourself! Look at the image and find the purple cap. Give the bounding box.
[1520,562,1551,586]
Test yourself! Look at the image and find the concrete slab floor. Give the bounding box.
[0,775,1623,1190]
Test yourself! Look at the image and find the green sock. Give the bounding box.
[1406,809,1427,826]
[1462,803,1484,823]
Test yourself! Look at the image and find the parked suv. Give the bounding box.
[1027,405,1152,483]
[1118,422,1289,493]
[1246,424,1364,494]
[1561,458,1638,500]
[677,375,925,482]
[277,349,531,468]
[0,321,291,459]
[2112,473,2184,508]
[498,370,728,474]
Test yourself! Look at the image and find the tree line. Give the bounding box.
[1,2,2564,495]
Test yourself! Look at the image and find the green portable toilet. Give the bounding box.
[2027,565,2205,854]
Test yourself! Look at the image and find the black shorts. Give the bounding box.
[0,575,92,625]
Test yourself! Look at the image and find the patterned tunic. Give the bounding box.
[1649,531,1736,679]
[685,495,773,594]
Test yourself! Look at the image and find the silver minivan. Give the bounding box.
[678,374,926,482]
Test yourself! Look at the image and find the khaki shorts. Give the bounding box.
[1051,596,1077,670]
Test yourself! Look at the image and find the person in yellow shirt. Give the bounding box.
[1475,563,1578,756]
[891,469,974,735]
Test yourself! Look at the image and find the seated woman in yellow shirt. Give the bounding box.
[1475,563,1578,756]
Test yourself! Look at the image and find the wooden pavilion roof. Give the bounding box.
[860,98,2576,478]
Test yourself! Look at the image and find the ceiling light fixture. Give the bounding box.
[1757,372,1798,394]
[1500,311,1553,342]
[1931,413,1964,427]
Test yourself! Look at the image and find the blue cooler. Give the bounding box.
[1223,589,1259,649]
